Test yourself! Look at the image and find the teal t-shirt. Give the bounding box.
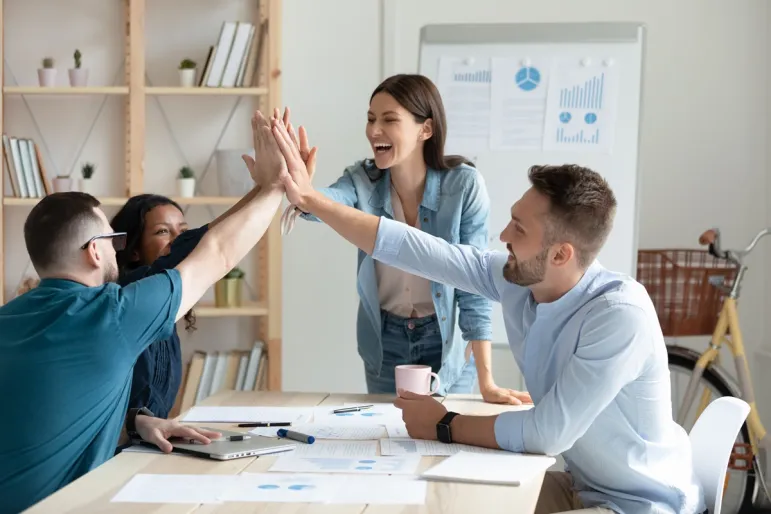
[0,270,182,513]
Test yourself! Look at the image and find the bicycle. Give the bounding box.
[637,227,771,513]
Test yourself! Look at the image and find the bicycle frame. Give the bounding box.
[677,296,767,457]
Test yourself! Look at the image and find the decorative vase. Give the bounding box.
[215,278,242,307]
[179,68,196,88]
[52,177,72,192]
[68,68,89,87]
[38,69,56,87]
[177,177,195,198]
[79,178,95,194]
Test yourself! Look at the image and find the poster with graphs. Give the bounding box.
[436,56,492,154]
[543,58,620,153]
[489,58,550,150]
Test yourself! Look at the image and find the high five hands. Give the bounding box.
[243,107,317,208]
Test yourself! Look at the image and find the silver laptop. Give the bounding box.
[135,428,297,460]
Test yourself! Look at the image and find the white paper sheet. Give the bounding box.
[111,474,232,504]
[180,406,312,423]
[314,404,403,426]
[543,57,620,153]
[436,56,492,154]
[421,450,555,486]
[386,424,409,438]
[227,473,426,505]
[380,438,509,456]
[250,423,387,440]
[327,475,427,505]
[289,440,379,457]
[269,454,422,475]
[221,473,331,503]
[490,58,550,150]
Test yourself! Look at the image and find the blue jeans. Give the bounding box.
[365,310,477,395]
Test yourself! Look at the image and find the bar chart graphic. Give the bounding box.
[559,72,605,110]
[556,127,599,145]
[453,69,492,83]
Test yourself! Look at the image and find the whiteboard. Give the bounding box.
[418,23,646,344]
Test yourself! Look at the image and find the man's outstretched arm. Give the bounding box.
[271,117,505,304]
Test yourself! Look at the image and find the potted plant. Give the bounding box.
[38,57,56,87]
[178,59,197,88]
[69,49,88,87]
[79,162,95,194]
[52,174,72,193]
[215,267,244,307]
[177,165,196,197]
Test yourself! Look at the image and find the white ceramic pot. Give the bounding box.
[68,68,89,87]
[52,177,72,193]
[179,68,196,88]
[79,178,95,195]
[38,69,56,87]
[177,177,195,198]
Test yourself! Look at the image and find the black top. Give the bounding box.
[119,224,209,418]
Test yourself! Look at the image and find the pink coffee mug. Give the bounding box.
[395,364,440,396]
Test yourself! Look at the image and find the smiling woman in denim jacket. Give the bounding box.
[283,75,531,404]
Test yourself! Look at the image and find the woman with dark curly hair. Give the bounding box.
[112,187,252,418]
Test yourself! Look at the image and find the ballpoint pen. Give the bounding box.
[237,422,292,428]
[332,405,373,413]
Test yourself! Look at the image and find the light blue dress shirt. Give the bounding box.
[372,217,705,514]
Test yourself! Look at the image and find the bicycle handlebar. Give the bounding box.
[698,227,771,264]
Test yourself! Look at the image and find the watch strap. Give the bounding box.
[126,407,154,439]
[436,411,460,443]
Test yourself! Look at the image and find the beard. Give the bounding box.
[503,246,548,286]
[103,261,119,284]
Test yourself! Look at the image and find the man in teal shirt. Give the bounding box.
[0,110,287,512]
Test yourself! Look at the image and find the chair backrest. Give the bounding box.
[689,396,750,514]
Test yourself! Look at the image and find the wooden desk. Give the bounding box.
[24,392,543,513]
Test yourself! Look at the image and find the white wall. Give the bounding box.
[280,0,771,418]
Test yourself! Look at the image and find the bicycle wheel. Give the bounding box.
[669,351,757,513]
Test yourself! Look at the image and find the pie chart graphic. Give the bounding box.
[515,67,541,92]
[584,113,598,124]
[559,112,572,123]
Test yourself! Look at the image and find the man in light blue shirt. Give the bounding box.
[271,118,704,513]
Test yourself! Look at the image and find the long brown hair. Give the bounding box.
[367,74,473,174]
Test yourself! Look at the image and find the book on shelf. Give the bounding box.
[173,341,267,416]
[2,134,51,198]
[199,19,267,88]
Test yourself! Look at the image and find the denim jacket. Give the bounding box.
[303,160,493,391]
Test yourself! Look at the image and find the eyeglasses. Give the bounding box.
[80,232,128,251]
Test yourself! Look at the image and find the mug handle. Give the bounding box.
[429,373,441,395]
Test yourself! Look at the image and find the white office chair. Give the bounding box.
[689,396,751,514]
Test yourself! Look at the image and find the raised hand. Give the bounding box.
[271,117,315,211]
[277,107,318,182]
[246,110,287,190]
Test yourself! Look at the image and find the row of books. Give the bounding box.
[2,134,51,198]
[199,20,267,88]
[173,341,267,416]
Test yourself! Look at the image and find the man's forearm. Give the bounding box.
[204,185,283,271]
[451,414,500,449]
[208,185,261,229]
[175,184,284,318]
[305,191,379,254]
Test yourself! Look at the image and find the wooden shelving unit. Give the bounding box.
[0,0,283,391]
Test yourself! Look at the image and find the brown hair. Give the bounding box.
[368,74,473,172]
[527,164,617,268]
[24,192,102,272]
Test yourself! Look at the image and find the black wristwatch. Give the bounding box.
[126,407,154,439]
[436,411,460,443]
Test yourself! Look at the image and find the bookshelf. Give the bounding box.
[0,0,284,392]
